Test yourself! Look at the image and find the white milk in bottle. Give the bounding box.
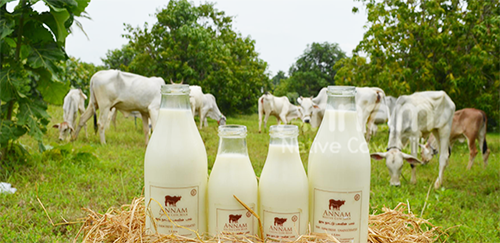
[144,84,208,237]
[207,125,258,236]
[308,86,371,243]
[259,125,308,240]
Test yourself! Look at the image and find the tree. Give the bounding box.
[122,0,270,114]
[0,0,90,158]
[271,70,287,88]
[59,57,104,99]
[336,0,499,126]
[284,42,347,97]
[101,43,135,71]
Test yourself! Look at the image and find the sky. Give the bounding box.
[9,0,369,76]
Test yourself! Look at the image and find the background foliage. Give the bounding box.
[335,0,499,127]
[112,0,270,115]
[0,0,90,157]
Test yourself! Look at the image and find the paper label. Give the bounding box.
[312,188,363,243]
[262,209,301,240]
[149,184,199,237]
[215,206,255,235]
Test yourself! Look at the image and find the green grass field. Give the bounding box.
[1,105,499,242]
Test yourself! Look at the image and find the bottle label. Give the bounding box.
[312,188,363,243]
[262,209,301,240]
[215,206,255,235]
[148,184,199,237]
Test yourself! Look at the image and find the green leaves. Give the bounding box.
[119,0,269,114]
[337,0,499,127]
[27,43,66,73]
[0,18,15,39]
[0,0,90,156]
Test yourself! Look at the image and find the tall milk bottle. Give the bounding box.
[144,84,208,236]
[308,86,371,243]
[259,125,308,240]
[207,125,258,236]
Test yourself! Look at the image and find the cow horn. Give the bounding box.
[180,78,184,84]
[170,78,174,84]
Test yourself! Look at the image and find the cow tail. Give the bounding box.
[93,112,97,134]
[481,111,488,155]
[88,78,98,134]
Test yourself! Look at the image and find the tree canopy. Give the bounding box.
[336,0,499,125]
[274,42,346,98]
[116,0,270,114]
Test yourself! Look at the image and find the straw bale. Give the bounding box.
[75,197,445,243]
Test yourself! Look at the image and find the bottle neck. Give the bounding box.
[326,94,356,111]
[160,93,191,110]
[217,137,249,156]
[270,136,299,148]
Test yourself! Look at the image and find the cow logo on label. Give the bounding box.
[229,214,242,223]
[354,194,360,201]
[274,217,287,226]
[190,189,197,196]
[328,199,345,210]
[165,195,182,207]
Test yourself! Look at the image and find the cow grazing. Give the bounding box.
[306,87,387,141]
[53,89,87,141]
[189,86,226,128]
[370,91,455,189]
[420,108,490,170]
[258,93,304,133]
[374,96,397,124]
[72,70,165,145]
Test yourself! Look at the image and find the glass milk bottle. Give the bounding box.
[308,86,371,243]
[259,125,308,240]
[144,84,208,237]
[207,125,258,236]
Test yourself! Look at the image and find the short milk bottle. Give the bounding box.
[207,125,258,236]
[144,84,208,236]
[259,125,308,240]
[308,86,370,243]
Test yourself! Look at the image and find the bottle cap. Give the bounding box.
[218,125,247,138]
[161,84,190,95]
[269,125,299,137]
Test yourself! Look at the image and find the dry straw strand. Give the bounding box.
[74,197,449,243]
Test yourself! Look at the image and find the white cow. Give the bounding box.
[369,95,397,137]
[191,94,226,128]
[258,93,303,133]
[53,89,87,141]
[373,96,397,125]
[189,86,226,128]
[72,70,165,145]
[189,85,204,118]
[305,87,387,141]
[370,91,456,189]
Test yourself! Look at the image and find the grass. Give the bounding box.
[1,105,499,242]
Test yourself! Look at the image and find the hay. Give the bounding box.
[75,197,446,243]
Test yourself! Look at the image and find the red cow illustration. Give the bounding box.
[229,214,242,223]
[274,217,287,226]
[164,195,182,207]
[329,199,345,210]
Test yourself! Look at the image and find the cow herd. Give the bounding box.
[258,86,490,189]
[54,70,491,189]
